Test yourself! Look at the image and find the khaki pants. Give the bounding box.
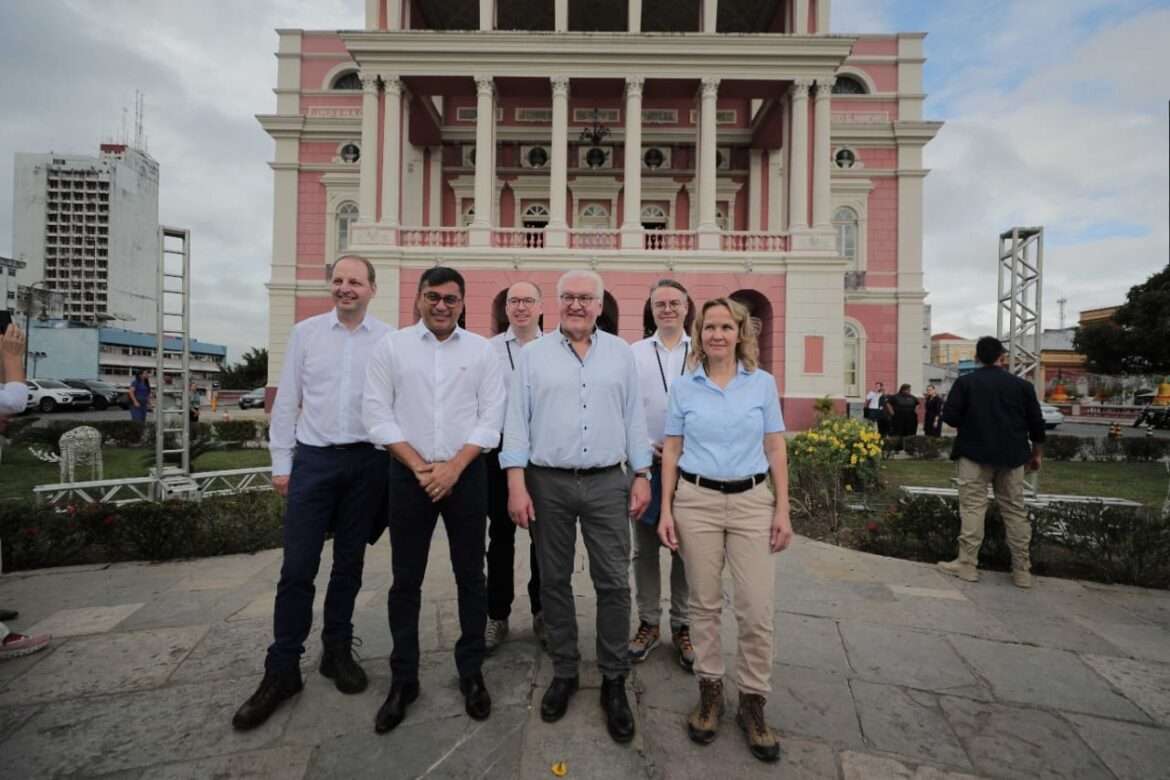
[673,478,776,696]
[955,457,1031,570]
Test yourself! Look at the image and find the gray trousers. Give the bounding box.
[631,519,689,631]
[526,466,632,680]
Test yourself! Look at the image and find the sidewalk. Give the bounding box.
[1,534,1167,778]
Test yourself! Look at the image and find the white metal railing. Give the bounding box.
[33,467,274,507]
[720,232,790,252]
[492,228,546,249]
[399,227,469,247]
[568,229,620,249]
[644,230,697,251]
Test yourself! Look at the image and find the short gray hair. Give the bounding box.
[556,269,604,299]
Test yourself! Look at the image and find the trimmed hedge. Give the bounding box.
[883,432,1168,464]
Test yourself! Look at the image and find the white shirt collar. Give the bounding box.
[329,308,372,332]
[505,325,542,344]
[651,330,690,351]
[416,321,462,343]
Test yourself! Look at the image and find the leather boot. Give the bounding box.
[736,692,780,763]
[687,677,724,744]
[374,679,420,733]
[319,638,368,694]
[460,672,492,720]
[540,676,578,722]
[600,675,635,743]
[232,667,303,731]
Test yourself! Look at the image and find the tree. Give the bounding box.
[219,347,268,390]
[1074,265,1170,375]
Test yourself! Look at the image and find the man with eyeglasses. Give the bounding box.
[484,281,544,654]
[501,269,652,744]
[629,279,694,671]
[363,266,505,733]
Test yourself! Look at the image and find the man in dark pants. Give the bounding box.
[363,266,505,733]
[502,269,652,744]
[233,255,391,731]
[485,281,544,652]
[937,336,1046,588]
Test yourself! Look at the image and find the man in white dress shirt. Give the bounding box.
[233,256,392,731]
[363,266,506,733]
[484,281,544,653]
[629,279,694,670]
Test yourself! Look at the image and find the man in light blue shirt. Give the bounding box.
[501,269,651,744]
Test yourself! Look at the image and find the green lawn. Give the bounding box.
[0,447,271,501]
[879,459,1169,509]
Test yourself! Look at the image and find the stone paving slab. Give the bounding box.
[840,751,985,780]
[24,602,144,637]
[772,612,852,674]
[1073,617,1170,664]
[1065,712,1170,780]
[148,745,314,780]
[850,680,972,771]
[1079,654,1170,726]
[839,622,984,696]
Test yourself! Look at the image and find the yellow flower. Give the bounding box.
[850,454,858,465]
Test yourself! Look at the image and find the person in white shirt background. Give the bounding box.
[233,255,392,731]
[484,281,544,653]
[363,266,505,734]
[0,323,52,660]
[628,279,695,670]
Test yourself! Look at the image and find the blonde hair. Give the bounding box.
[688,297,760,372]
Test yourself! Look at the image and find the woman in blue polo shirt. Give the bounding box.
[657,296,792,763]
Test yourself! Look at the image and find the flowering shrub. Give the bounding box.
[788,417,883,539]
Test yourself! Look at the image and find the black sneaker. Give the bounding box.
[232,668,304,731]
[320,637,368,694]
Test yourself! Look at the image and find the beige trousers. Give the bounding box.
[673,478,776,696]
[955,457,1031,570]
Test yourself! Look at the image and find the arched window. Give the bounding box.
[832,75,867,95]
[844,322,861,398]
[522,203,550,228]
[331,71,361,90]
[336,202,358,252]
[641,204,667,230]
[833,206,859,269]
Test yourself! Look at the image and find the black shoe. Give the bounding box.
[319,637,368,694]
[459,672,492,720]
[374,680,420,733]
[601,675,635,743]
[540,676,579,722]
[0,609,18,622]
[232,668,303,731]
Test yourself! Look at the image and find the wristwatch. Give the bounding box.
[634,469,652,480]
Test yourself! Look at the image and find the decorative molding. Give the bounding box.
[550,76,570,97]
[625,76,645,98]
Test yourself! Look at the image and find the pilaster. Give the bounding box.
[358,73,379,222]
[620,77,645,250]
[547,76,570,248]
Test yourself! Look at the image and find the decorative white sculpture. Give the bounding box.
[28,425,104,482]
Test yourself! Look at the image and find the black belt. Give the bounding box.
[679,469,767,494]
[529,463,621,477]
[298,441,374,451]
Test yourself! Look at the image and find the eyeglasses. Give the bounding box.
[421,291,463,307]
[507,297,538,307]
[559,294,597,306]
[652,300,685,311]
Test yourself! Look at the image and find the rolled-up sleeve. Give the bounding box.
[0,382,27,416]
[468,342,505,450]
[499,354,531,469]
[623,351,652,471]
[268,327,304,477]
[362,337,405,447]
[762,377,785,433]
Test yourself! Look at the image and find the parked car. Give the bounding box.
[64,378,121,411]
[26,379,93,413]
[238,388,266,410]
[1040,403,1064,429]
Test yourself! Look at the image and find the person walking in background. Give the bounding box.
[629,279,694,670]
[864,381,884,426]
[501,269,651,744]
[232,255,391,731]
[885,384,919,437]
[937,336,1046,588]
[484,281,544,653]
[923,384,943,437]
[128,368,151,423]
[656,297,793,763]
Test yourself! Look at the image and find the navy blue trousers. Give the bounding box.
[265,443,389,673]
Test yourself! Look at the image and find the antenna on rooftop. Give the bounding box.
[1057,296,1068,330]
[134,91,145,150]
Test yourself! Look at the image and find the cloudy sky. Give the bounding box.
[1,1,1167,362]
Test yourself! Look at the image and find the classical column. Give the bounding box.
[555,0,568,32]
[621,76,645,249]
[547,76,570,248]
[702,0,718,33]
[379,76,402,243]
[697,78,721,248]
[358,72,379,223]
[479,0,493,31]
[794,0,809,33]
[787,78,811,231]
[812,77,835,229]
[749,148,763,231]
[470,76,495,246]
[628,0,642,33]
[816,0,832,33]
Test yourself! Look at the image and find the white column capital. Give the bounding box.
[360,72,380,94]
[790,79,814,97]
[624,76,645,98]
[699,78,721,99]
[815,77,837,96]
[551,76,571,97]
[474,76,495,97]
[381,74,403,96]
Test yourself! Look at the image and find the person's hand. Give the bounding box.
[770,506,794,553]
[658,510,678,551]
[420,460,461,502]
[629,476,650,520]
[272,475,290,497]
[1,325,25,360]
[1027,451,1042,472]
[508,484,536,529]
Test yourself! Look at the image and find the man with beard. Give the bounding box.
[233,255,392,730]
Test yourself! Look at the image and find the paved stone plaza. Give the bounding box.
[1,534,1167,779]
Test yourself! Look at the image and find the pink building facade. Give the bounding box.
[259,0,941,429]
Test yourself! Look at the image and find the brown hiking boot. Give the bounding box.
[736,692,780,763]
[687,677,724,744]
[672,625,696,673]
[1011,569,1033,589]
[627,621,660,663]
[937,558,979,582]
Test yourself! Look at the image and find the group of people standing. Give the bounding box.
[864,381,944,437]
[231,256,793,764]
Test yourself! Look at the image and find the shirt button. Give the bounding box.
[583,448,588,452]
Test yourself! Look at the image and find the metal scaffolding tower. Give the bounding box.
[154,226,195,499]
[997,226,1044,388]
